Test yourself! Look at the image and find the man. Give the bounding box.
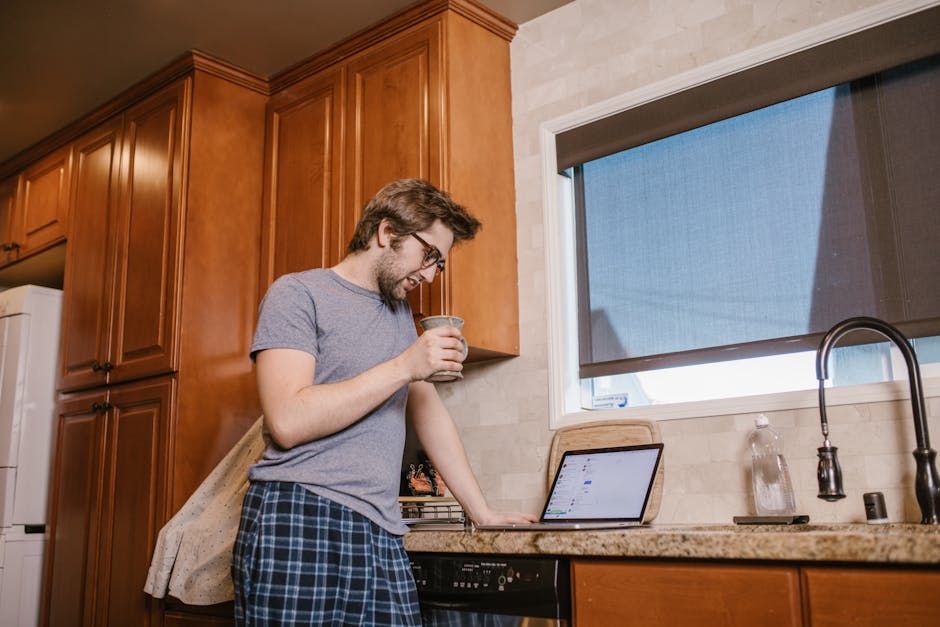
[232,179,534,625]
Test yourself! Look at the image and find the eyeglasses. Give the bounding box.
[410,232,445,273]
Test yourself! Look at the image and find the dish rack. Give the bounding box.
[399,496,468,529]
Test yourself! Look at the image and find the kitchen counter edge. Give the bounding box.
[402,523,940,565]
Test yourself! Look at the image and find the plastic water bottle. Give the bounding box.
[747,415,797,516]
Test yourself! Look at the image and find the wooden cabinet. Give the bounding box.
[263,2,520,359]
[14,144,72,257]
[163,602,235,627]
[43,54,267,626]
[41,389,106,627]
[55,62,270,509]
[43,377,172,627]
[261,68,343,285]
[802,566,940,627]
[110,80,187,386]
[572,560,802,627]
[0,144,71,267]
[59,117,123,391]
[0,176,17,264]
[343,22,444,322]
[164,613,235,627]
[58,81,185,391]
[571,559,940,627]
[341,22,442,233]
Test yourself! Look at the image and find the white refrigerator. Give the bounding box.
[0,285,62,627]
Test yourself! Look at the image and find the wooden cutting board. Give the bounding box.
[547,419,664,522]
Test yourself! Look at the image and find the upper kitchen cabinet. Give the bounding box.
[0,177,17,265]
[0,144,72,266]
[108,80,188,386]
[58,80,186,390]
[58,117,123,391]
[58,57,267,405]
[51,51,268,504]
[263,0,521,360]
[343,22,444,325]
[260,68,344,287]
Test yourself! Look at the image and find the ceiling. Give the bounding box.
[0,0,571,164]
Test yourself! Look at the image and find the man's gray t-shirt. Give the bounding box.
[249,269,417,535]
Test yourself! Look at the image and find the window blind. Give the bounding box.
[556,5,940,173]
[569,20,940,379]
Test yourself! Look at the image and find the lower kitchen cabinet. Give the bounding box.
[163,601,235,627]
[801,566,940,627]
[163,612,235,626]
[571,559,940,627]
[571,560,802,627]
[42,377,173,627]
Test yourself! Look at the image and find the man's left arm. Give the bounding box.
[406,381,536,526]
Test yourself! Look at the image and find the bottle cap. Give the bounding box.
[755,414,769,427]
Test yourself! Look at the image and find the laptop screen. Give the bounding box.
[540,443,663,522]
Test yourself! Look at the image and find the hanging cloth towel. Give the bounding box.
[144,416,265,605]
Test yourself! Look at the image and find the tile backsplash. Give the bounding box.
[439,0,939,525]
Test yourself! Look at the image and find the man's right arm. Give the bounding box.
[256,325,466,449]
[255,347,411,449]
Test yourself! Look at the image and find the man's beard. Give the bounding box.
[375,250,407,304]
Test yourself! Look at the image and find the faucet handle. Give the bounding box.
[817,445,846,502]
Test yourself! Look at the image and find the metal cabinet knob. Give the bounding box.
[91,360,114,372]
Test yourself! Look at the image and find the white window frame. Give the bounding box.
[540,0,940,429]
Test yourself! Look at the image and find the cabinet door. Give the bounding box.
[571,560,803,627]
[94,377,172,627]
[164,609,235,627]
[261,69,343,291]
[13,143,72,258]
[0,176,18,264]
[110,80,187,384]
[803,566,940,626]
[42,391,108,627]
[59,118,123,391]
[344,23,443,318]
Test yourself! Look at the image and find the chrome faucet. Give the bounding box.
[815,316,940,524]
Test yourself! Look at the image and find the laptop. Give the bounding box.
[475,442,664,531]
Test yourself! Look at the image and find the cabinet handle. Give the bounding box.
[1,242,18,252]
[91,402,113,412]
[92,360,114,372]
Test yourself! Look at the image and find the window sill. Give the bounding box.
[552,373,940,429]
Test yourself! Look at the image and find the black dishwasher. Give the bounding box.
[409,553,570,626]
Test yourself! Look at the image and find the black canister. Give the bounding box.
[863,491,888,524]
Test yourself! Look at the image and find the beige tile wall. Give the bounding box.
[442,0,940,524]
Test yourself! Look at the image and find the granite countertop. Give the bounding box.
[403,523,940,565]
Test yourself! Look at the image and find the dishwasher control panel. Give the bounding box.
[409,554,570,619]
[412,556,547,592]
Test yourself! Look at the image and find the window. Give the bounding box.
[543,6,940,422]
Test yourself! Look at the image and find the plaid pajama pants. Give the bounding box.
[232,481,421,626]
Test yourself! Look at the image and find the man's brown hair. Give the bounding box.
[347,179,481,254]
